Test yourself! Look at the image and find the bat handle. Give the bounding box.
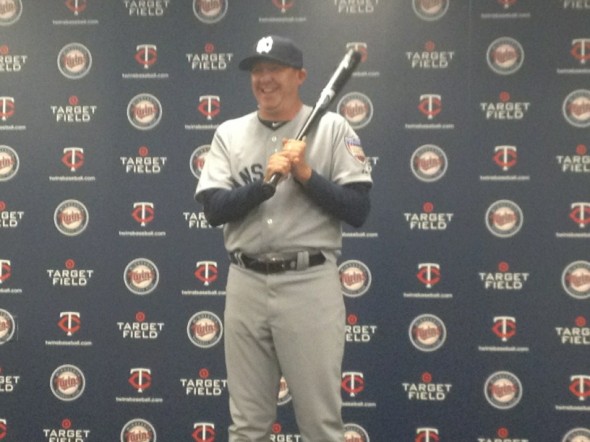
[261,172,281,198]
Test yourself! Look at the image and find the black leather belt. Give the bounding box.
[230,252,325,274]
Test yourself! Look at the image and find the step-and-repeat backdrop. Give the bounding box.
[1,1,590,441]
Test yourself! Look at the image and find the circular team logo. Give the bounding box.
[484,371,523,410]
[54,199,89,236]
[127,93,162,130]
[50,364,86,401]
[124,258,159,295]
[57,43,92,79]
[337,92,373,130]
[562,428,590,442]
[190,144,210,179]
[412,0,449,21]
[411,144,448,182]
[193,0,228,24]
[187,311,223,348]
[339,260,372,298]
[0,309,16,345]
[563,90,590,128]
[561,261,590,300]
[344,423,370,442]
[0,0,23,26]
[487,37,524,75]
[0,145,19,181]
[121,419,157,442]
[409,314,447,352]
[485,199,523,238]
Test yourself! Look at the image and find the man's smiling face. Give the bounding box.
[250,61,307,121]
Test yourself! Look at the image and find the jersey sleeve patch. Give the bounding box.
[344,136,367,163]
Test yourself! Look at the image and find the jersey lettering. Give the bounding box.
[232,163,264,187]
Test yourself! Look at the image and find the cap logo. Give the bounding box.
[256,36,274,55]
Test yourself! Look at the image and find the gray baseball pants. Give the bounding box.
[224,259,345,442]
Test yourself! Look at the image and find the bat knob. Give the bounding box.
[261,176,279,199]
[261,182,276,198]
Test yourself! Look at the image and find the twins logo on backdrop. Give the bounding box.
[129,367,152,393]
[341,370,377,407]
[124,258,159,295]
[338,92,373,130]
[415,427,440,442]
[562,428,590,442]
[120,419,156,442]
[410,144,448,182]
[485,199,524,238]
[344,423,370,442]
[0,146,19,181]
[186,311,223,348]
[191,144,211,180]
[0,0,22,26]
[562,261,590,300]
[339,260,372,298]
[192,422,216,442]
[404,93,455,130]
[563,89,590,128]
[477,314,531,353]
[0,309,16,344]
[0,259,22,295]
[135,43,158,69]
[479,144,531,182]
[484,371,523,410]
[54,200,89,236]
[193,0,228,23]
[57,43,92,79]
[409,314,447,352]
[50,364,86,402]
[127,93,162,130]
[119,200,167,238]
[185,96,222,130]
[412,0,449,21]
[58,311,81,336]
[486,37,525,75]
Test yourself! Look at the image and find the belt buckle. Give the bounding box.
[267,256,294,273]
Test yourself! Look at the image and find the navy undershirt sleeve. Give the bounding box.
[197,171,371,228]
[196,181,270,227]
[301,170,371,228]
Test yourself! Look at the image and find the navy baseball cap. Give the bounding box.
[239,35,303,71]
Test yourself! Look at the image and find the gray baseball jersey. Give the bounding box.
[196,105,372,256]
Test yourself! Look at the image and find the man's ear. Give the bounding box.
[297,68,308,85]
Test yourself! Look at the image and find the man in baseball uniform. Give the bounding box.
[195,35,372,442]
